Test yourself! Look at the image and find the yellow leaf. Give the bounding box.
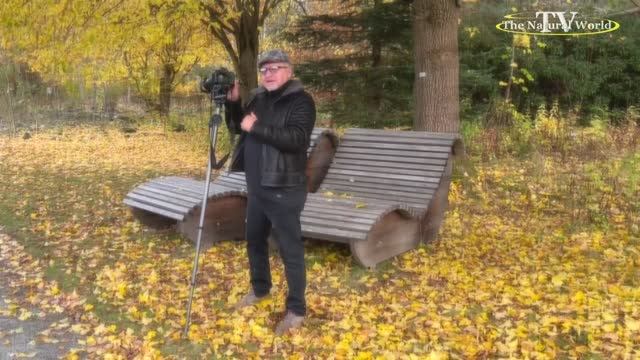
[627,319,640,331]
[321,335,334,346]
[18,309,33,321]
[551,274,565,287]
[355,202,366,209]
[71,324,89,335]
[84,304,94,312]
[127,306,141,319]
[148,270,159,285]
[138,290,150,305]
[50,284,60,296]
[427,351,448,360]
[602,311,616,322]
[65,351,80,360]
[117,283,128,299]
[141,315,153,326]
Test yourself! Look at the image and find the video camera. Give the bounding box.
[201,67,235,104]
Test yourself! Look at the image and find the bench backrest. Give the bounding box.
[318,128,460,215]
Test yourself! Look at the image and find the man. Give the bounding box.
[225,49,316,335]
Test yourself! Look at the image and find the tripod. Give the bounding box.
[183,93,229,338]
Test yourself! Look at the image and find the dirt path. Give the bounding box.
[0,231,80,359]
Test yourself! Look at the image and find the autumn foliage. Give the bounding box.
[0,122,638,358]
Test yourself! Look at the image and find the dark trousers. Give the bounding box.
[245,186,307,316]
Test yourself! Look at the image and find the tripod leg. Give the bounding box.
[183,108,222,338]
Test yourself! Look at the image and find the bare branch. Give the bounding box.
[294,0,308,16]
[607,7,640,16]
[211,26,238,67]
[260,0,285,23]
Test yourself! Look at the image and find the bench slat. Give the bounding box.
[317,185,433,203]
[340,134,455,147]
[136,184,202,202]
[319,179,435,195]
[326,169,440,183]
[131,188,199,208]
[336,147,450,159]
[334,153,447,166]
[300,210,377,225]
[347,128,459,140]
[301,216,373,232]
[152,177,240,194]
[145,180,235,197]
[123,198,184,221]
[305,197,390,211]
[332,159,445,172]
[321,174,441,190]
[306,194,392,209]
[147,178,206,195]
[329,164,444,178]
[126,193,192,214]
[143,181,205,197]
[344,195,425,211]
[302,225,366,243]
[219,172,247,182]
[303,203,383,218]
[339,141,451,153]
[214,176,247,187]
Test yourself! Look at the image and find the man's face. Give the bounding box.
[259,62,292,91]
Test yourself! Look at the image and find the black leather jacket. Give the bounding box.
[225,80,316,187]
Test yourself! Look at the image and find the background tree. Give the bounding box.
[287,0,412,127]
[199,0,287,101]
[413,0,460,132]
[113,0,213,119]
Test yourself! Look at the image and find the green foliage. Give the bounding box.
[288,0,413,127]
[460,2,640,121]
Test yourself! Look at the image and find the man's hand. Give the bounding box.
[241,112,257,132]
[227,80,240,102]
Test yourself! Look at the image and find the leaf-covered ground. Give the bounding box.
[0,124,639,359]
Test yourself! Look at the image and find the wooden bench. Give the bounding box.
[297,128,461,267]
[124,128,461,267]
[124,128,339,245]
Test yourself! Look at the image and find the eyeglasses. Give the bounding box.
[259,65,289,75]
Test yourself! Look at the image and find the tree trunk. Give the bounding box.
[368,0,383,113]
[504,38,516,104]
[235,11,260,102]
[413,0,460,133]
[159,62,175,118]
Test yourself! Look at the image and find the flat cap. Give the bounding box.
[257,49,291,68]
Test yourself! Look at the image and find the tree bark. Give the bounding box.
[202,1,285,102]
[158,62,175,118]
[236,10,260,102]
[413,0,460,133]
[368,0,383,113]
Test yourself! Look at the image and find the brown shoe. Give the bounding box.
[234,289,269,310]
[275,311,305,335]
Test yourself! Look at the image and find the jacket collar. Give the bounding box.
[247,80,304,105]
